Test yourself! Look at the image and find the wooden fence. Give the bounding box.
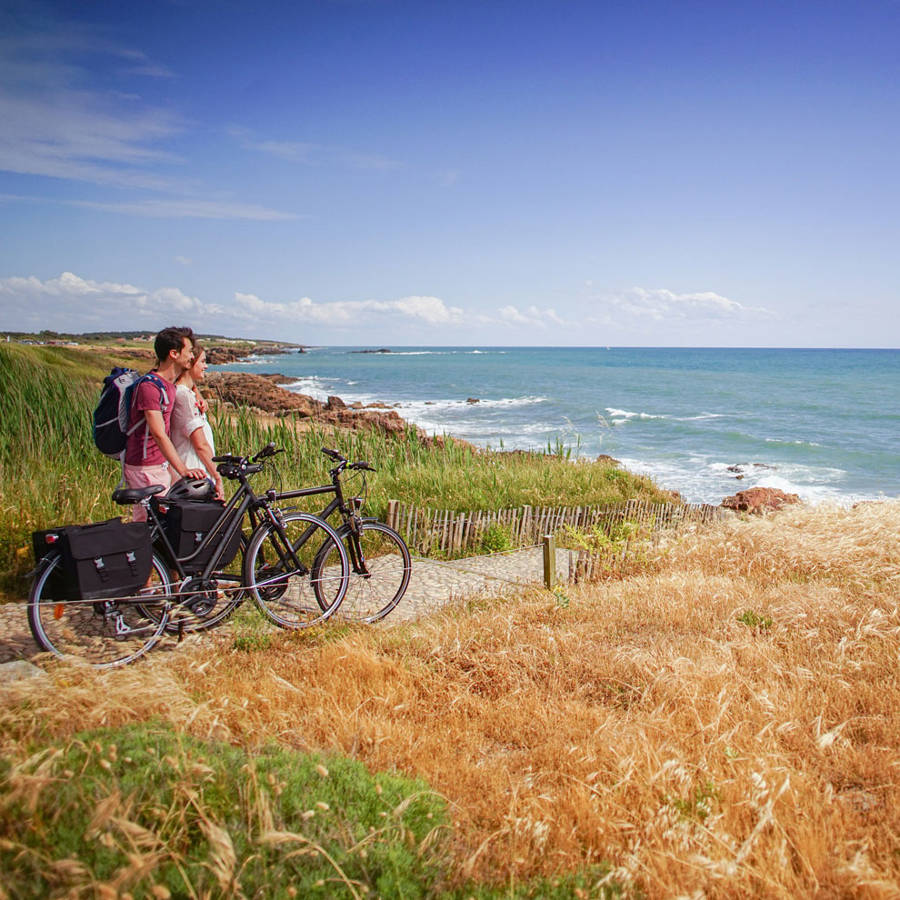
[386,498,725,556]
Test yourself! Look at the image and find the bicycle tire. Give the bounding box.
[27,552,171,668]
[243,512,349,629]
[313,520,411,623]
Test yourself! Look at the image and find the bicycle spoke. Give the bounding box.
[245,513,348,629]
[27,554,170,668]
[315,521,411,623]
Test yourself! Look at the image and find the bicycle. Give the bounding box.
[275,447,411,623]
[27,444,350,667]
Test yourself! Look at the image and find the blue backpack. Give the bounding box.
[93,368,169,458]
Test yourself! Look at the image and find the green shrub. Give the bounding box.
[479,522,513,554]
[0,721,449,898]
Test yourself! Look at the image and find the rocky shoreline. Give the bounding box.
[204,344,303,364]
[201,370,800,513]
[203,371,456,445]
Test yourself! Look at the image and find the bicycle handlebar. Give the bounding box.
[321,447,376,473]
[214,444,282,480]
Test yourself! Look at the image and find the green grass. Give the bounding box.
[213,404,670,514]
[737,609,774,631]
[0,720,449,899]
[0,343,672,596]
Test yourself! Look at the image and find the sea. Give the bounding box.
[216,347,900,505]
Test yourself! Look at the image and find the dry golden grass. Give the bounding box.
[3,500,899,896]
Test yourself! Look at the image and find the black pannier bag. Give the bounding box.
[152,498,241,574]
[31,518,153,601]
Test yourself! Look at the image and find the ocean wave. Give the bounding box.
[375,349,505,356]
[765,437,823,447]
[613,452,864,505]
[283,376,335,401]
[605,407,668,421]
[399,396,548,415]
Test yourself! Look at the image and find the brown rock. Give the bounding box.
[259,373,294,384]
[205,346,256,364]
[202,372,432,441]
[720,487,801,514]
[204,372,322,416]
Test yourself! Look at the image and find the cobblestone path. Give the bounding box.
[0,546,574,663]
[392,546,571,622]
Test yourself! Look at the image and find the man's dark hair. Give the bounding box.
[154,326,195,363]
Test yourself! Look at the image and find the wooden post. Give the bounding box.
[543,533,556,589]
[387,500,399,532]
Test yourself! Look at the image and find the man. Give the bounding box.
[123,326,208,519]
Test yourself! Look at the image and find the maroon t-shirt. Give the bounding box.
[124,374,177,466]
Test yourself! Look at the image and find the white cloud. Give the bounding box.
[250,140,318,164]
[498,304,570,328]
[233,128,400,171]
[72,199,298,221]
[174,256,192,266]
[0,24,296,219]
[598,287,775,322]
[0,271,219,331]
[0,28,184,189]
[234,292,463,327]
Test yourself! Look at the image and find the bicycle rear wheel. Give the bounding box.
[314,521,411,623]
[27,552,170,668]
[243,512,349,629]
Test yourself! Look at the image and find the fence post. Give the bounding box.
[543,533,556,589]
[387,500,399,531]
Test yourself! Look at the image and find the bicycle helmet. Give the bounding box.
[166,475,214,502]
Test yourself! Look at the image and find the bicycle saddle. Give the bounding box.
[112,484,167,505]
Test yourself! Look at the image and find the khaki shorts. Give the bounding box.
[123,463,173,522]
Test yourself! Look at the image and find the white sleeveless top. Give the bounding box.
[170,383,215,473]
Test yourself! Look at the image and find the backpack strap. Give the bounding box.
[142,372,170,412]
[133,372,171,462]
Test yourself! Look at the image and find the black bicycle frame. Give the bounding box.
[274,475,369,574]
[147,474,273,581]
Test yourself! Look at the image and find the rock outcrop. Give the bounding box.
[720,487,801,514]
[204,344,299,365]
[203,372,413,437]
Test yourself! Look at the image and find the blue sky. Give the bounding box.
[1,0,898,347]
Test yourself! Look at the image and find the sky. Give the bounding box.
[1,0,899,347]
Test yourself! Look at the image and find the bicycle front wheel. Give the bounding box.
[243,513,349,629]
[27,552,170,668]
[314,521,411,623]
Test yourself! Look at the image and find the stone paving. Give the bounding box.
[0,546,575,663]
[391,546,572,622]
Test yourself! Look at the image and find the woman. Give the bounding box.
[170,342,224,499]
